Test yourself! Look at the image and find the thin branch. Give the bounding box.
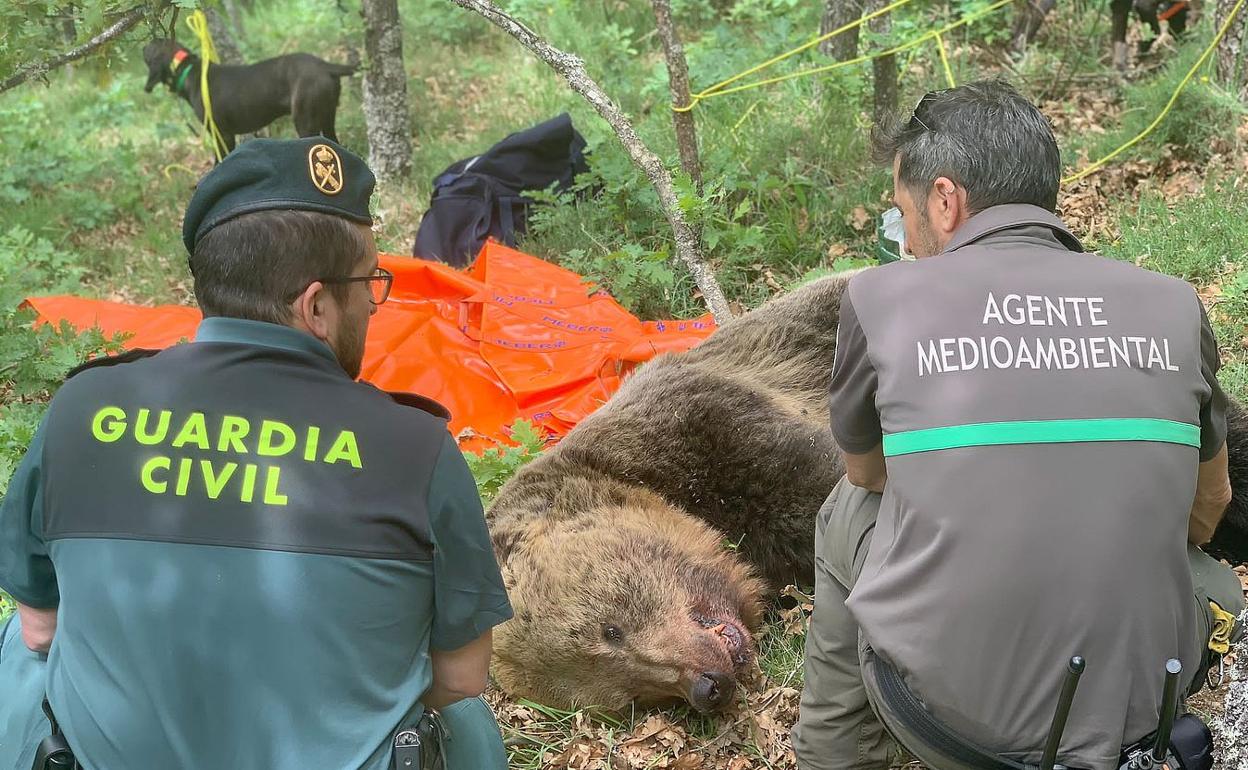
[446,0,734,323]
[0,4,150,94]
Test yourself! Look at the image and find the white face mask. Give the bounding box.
[880,207,915,262]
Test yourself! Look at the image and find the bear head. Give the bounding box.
[490,481,766,714]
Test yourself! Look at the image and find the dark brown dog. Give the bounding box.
[143,39,354,157]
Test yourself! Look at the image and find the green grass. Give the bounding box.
[1085,41,1244,167]
[1098,187,1248,401]
[758,600,808,689]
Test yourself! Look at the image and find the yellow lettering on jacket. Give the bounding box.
[86,407,355,506]
[323,431,362,468]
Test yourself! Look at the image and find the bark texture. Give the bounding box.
[651,0,702,191]
[868,0,897,128]
[820,0,864,61]
[361,0,413,180]
[1213,609,1248,767]
[1215,0,1248,99]
[204,5,243,65]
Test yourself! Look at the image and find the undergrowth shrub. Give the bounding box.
[464,420,547,505]
[1100,188,1248,401]
[0,227,125,620]
[0,227,125,493]
[1077,36,1245,166]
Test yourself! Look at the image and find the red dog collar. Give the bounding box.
[169,49,188,72]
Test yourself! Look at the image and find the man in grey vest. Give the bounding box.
[792,80,1243,770]
[0,138,512,769]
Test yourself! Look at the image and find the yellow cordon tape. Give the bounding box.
[1061,0,1246,184]
[187,10,228,162]
[672,0,915,113]
[672,0,1008,112]
[673,0,1244,186]
[935,32,956,88]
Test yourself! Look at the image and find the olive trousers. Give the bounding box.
[790,478,1244,770]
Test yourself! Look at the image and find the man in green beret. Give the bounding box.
[0,137,512,770]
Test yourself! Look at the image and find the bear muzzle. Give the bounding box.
[689,670,736,713]
[693,614,752,667]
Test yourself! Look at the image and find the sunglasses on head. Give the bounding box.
[907,89,952,134]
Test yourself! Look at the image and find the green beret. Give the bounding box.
[182,137,375,254]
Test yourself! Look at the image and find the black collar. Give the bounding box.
[171,51,196,94]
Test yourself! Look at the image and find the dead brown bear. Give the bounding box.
[487,274,852,713]
[487,272,1248,714]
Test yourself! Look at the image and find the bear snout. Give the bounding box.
[689,671,736,713]
[693,614,753,667]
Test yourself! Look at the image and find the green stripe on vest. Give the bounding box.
[882,418,1200,457]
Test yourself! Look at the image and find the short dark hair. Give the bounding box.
[871,79,1061,214]
[190,209,367,325]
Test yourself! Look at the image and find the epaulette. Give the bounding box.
[64,348,163,381]
[387,390,453,421]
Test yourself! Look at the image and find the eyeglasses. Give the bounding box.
[907,89,950,134]
[317,266,394,305]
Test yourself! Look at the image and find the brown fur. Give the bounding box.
[488,271,1248,712]
[488,275,853,711]
[1206,400,1248,564]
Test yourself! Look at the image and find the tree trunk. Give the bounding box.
[869,0,897,128]
[1215,0,1248,99]
[204,5,243,65]
[650,0,702,192]
[221,0,246,42]
[445,0,732,322]
[820,0,863,60]
[361,0,413,180]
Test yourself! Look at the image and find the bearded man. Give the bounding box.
[0,138,511,770]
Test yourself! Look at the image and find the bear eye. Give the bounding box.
[602,624,624,645]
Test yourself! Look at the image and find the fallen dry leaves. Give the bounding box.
[486,614,807,769]
[487,679,805,769]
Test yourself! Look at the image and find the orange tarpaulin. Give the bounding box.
[26,242,717,451]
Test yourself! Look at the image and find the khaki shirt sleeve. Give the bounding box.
[426,433,514,651]
[1197,299,1228,462]
[828,287,883,454]
[0,416,58,609]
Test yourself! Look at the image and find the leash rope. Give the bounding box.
[935,32,956,88]
[186,10,228,162]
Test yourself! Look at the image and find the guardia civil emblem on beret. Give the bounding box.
[308,143,344,196]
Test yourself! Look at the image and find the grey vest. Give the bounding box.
[844,205,1214,769]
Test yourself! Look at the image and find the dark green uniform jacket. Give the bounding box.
[0,318,512,769]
